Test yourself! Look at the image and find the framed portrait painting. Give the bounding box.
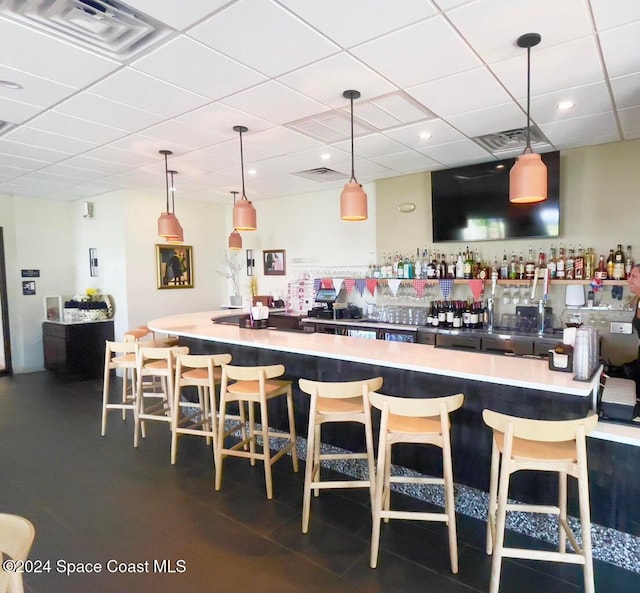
[263,249,286,276]
[156,244,194,289]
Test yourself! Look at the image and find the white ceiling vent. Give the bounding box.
[0,0,170,60]
[292,167,348,182]
[473,126,548,155]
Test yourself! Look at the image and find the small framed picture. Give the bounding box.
[156,244,194,289]
[263,249,286,276]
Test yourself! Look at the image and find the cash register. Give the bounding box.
[308,288,362,320]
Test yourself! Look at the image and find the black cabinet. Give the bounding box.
[43,320,114,380]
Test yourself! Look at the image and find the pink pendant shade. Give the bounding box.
[340,90,368,221]
[509,33,547,204]
[157,150,185,240]
[228,229,242,250]
[232,125,257,231]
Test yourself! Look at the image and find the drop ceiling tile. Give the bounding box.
[67,153,148,172]
[248,127,323,155]
[257,147,351,174]
[446,0,592,63]
[221,81,327,125]
[88,69,210,118]
[190,0,339,78]
[27,111,129,144]
[352,158,396,180]
[0,139,69,163]
[106,134,196,160]
[0,152,47,171]
[369,150,440,172]
[277,53,397,108]
[0,65,76,108]
[0,96,42,124]
[351,16,480,88]
[176,103,275,138]
[277,0,435,48]
[590,0,640,31]
[407,68,512,118]
[610,73,640,110]
[598,21,640,79]
[619,106,640,135]
[204,138,279,164]
[333,133,408,159]
[446,103,526,138]
[553,133,621,150]
[137,120,225,152]
[55,93,164,132]
[540,112,619,145]
[417,139,494,166]
[490,37,604,99]
[0,17,120,88]
[40,163,108,182]
[131,36,267,100]
[383,119,466,149]
[526,82,613,124]
[122,0,229,31]
[4,126,97,154]
[168,151,236,177]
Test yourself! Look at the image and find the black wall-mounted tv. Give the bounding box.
[431,151,560,243]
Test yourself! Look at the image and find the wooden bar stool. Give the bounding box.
[171,353,231,465]
[0,513,35,593]
[368,391,464,571]
[134,345,188,448]
[101,341,138,436]
[298,376,383,533]
[215,364,298,499]
[482,410,599,593]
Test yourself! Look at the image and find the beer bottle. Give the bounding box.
[606,249,615,279]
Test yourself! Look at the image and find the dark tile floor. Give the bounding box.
[1,371,639,593]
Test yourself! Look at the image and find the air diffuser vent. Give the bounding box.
[473,126,547,154]
[0,0,170,59]
[292,167,348,182]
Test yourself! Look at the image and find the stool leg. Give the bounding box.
[248,401,257,467]
[313,423,321,497]
[577,439,595,593]
[214,392,227,491]
[101,359,111,436]
[170,379,181,465]
[486,440,500,555]
[260,398,273,499]
[489,453,510,593]
[363,403,376,509]
[286,386,299,472]
[558,471,568,553]
[442,425,459,574]
[370,436,387,568]
[382,447,391,521]
[302,397,318,533]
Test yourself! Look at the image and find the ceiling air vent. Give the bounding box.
[0,0,170,60]
[292,167,348,182]
[473,126,547,155]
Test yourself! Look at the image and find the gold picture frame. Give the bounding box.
[156,244,194,289]
[263,249,286,276]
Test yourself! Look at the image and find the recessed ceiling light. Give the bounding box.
[419,131,432,140]
[0,80,22,90]
[320,152,331,161]
[558,100,575,111]
[248,168,257,176]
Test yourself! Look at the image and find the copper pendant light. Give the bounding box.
[157,150,182,239]
[510,33,547,204]
[340,89,368,221]
[165,170,184,243]
[228,190,243,250]
[232,125,257,231]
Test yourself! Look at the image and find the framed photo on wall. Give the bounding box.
[263,249,286,276]
[156,244,194,289]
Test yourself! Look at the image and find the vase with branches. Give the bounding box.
[217,250,243,304]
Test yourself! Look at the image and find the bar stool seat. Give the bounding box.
[0,513,36,593]
[482,409,599,593]
[368,391,464,572]
[101,341,138,436]
[171,353,231,466]
[298,376,383,533]
[215,364,298,499]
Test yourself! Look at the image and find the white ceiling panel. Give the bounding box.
[277,53,397,108]
[277,0,436,48]
[352,16,480,89]
[190,0,339,78]
[131,36,267,100]
[88,69,210,117]
[0,1,637,202]
[221,81,328,125]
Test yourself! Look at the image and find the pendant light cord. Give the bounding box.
[164,152,170,212]
[349,94,356,183]
[170,171,175,214]
[525,44,531,151]
[239,128,247,199]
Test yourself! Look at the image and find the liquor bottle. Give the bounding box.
[463,247,473,279]
[584,247,595,280]
[524,245,535,280]
[500,251,509,280]
[414,248,422,280]
[427,254,436,279]
[574,244,585,280]
[447,254,456,279]
[556,244,566,280]
[508,252,518,280]
[441,253,447,280]
[547,244,557,279]
[565,245,575,280]
[613,244,625,280]
[537,247,546,270]
[397,256,404,279]
[595,254,608,280]
[393,252,400,278]
[518,252,525,280]
[625,245,634,279]
[606,249,615,279]
[455,252,464,279]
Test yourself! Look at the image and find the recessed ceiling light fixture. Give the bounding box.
[232,125,257,231]
[509,32,547,204]
[419,131,432,140]
[558,100,575,111]
[340,89,367,221]
[228,190,243,251]
[0,80,22,90]
[321,152,331,161]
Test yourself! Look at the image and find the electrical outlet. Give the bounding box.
[610,322,633,335]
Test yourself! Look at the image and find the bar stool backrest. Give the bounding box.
[0,513,35,593]
[369,391,464,418]
[176,353,231,372]
[222,363,285,383]
[299,376,383,399]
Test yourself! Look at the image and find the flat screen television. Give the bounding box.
[431,151,560,242]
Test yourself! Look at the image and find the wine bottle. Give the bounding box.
[613,244,625,280]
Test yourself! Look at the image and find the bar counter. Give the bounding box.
[149,310,639,537]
